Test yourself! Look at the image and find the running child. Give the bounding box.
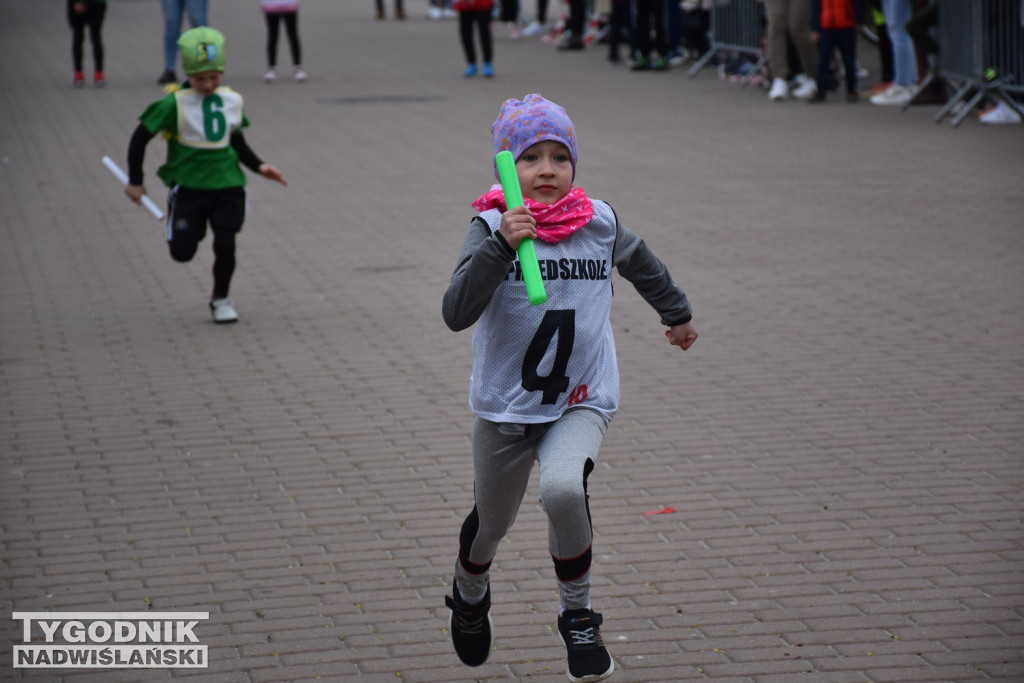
[442,93,698,682]
[124,27,287,323]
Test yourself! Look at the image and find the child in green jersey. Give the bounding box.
[125,27,287,323]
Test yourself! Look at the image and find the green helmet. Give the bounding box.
[178,27,226,75]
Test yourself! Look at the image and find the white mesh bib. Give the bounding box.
[469,200,620,423]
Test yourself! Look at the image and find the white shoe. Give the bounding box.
[263,68,277,83]
[210,298,239,324]
[870,83,913,106]
[979,101,1023,124]
[293,66,307,83]
[768,77,789,101]
[442,8,456,18]
[427,6,442,19]
[522,20,543,36]
[669,49,690,67]
[792,74,817,99]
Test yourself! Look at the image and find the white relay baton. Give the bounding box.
[102,156,164,221]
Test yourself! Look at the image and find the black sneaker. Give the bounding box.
[157,69,177,85]
[557,608,614,682]
[444,580,493,667]
[558,35,585,51]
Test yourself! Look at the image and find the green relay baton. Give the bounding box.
[495,150,547,305]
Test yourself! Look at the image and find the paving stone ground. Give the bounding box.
[1,1,1022,681]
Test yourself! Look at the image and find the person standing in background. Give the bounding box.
[68,0,107,88]
[455,0,495,77]
[375,0,406,19]
[558,0,586,50]
[808,0,866,102]
[765,0,818,100]
[522,0,549,35]
[158,0,208,84]
[869,0,917,105]
[262,0,307,83]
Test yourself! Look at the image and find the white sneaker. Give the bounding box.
[792,74,817,99]
[293,66,307,83]
[768,77,789,101]
[427,6,442,19]
[870,83,913,106]
[210,298,239,324]
[263,68,277,83]
[522,20,543,36]
[979,101,1023,124]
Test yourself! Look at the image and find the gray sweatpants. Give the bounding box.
[454,408,609,610]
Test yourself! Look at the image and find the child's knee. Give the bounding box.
[539,477,587,516]
[168,241,198,262]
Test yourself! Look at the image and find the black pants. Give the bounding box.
[634,0,668,59]
[567,0,585,37]
[535,0,548,23]
[905,2,937,64]
[608,0,632,60]
[500,0,519,23]
[167,186,247,299]
[265,12,301,67]
[816,28,857,94]
[375,0,405,13]
[68,0,106,72]
[459,9,493,64]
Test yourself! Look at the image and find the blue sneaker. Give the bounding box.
[463,64,478,77]
[483,62,494,78]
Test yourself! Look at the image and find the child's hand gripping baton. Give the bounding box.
[495,150,546,305]
[102,156,164,221]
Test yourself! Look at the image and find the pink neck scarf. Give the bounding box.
[471,185,593,244]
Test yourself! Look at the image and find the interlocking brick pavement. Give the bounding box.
[2,1,1022,681]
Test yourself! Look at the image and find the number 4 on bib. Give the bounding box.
[521,310,575,404]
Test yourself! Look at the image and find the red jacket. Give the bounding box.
[454,0,494,10]
[813,0,865,30]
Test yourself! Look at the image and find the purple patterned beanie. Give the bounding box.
[491,94,578,180]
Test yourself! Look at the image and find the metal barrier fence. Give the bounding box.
[688,0,765,83]
[910,0,1024,127]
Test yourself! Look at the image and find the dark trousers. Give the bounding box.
[816,28,858,94]
[535,0,548,23]
[567,0,585,37]
[459,9,493,64]
[608,0,633,60]
[868,0,894,82]
[375,0,405,13]
[265,12,301,67]
[167,187,247,299]
[634,0,668,58]
[68,0,106,72]
[906,1,937,78]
